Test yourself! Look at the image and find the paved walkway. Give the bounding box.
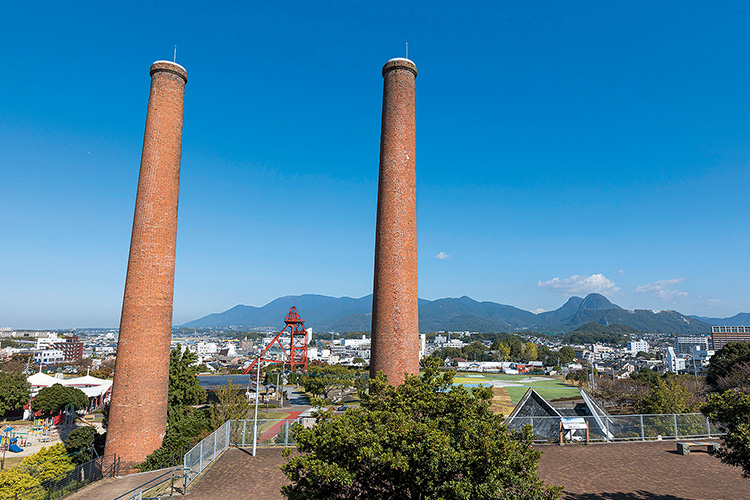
[536,440,750,500]
[183,448,289,500]
[177,441,750,500]
[65,467,179,500]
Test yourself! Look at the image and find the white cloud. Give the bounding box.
[708,298,720,305]
[435,252,451,260]
[532,308,546,314]
[618,269,625,276]
[636,278,689,303]
[538,273,620,296]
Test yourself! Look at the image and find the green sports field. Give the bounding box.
[452,372,580,405]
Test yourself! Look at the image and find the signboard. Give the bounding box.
[561,417,588,430]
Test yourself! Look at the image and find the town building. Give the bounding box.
[666,347,686,373]
[711,326,750,350]
[53,335,84,361]
[674,335,710,354]
[627,340,649,354]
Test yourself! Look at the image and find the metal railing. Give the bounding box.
[505,412,725,443]
[113,467,187,500]
[12,454,120,500]
[228,419,298,448]
[182,420,231,491]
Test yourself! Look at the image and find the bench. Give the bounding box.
[677,441,720,455]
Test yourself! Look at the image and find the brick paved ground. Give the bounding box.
[183,448,289,500]
[173,441,750,500]
[537,441,750,500]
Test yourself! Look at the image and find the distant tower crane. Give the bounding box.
[243,306,309,374]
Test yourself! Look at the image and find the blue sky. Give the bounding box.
[2,1,750,328]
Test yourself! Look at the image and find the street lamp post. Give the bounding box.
[252,365,261,457]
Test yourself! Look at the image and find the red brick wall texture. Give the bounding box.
[370,58,420,386]
[104,61,187,471]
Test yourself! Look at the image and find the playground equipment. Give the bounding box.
[242,306,309,375]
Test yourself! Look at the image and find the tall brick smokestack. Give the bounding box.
[370,58,419,385]
[105,61,187,470]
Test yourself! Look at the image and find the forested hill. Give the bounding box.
[183,293,717,335]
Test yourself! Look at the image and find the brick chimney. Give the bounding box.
[104,61,187,470]
[370,58,419,385]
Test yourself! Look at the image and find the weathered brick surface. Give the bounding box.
[104,61,187,471]
[370,58,419,386]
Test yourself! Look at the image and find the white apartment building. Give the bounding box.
[196,342,218,355]
[666,347,686,373]
[35,333,61,351]
[34,349,65,365]
[627,340,649,354]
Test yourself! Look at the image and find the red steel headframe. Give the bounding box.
[242,306,309,374]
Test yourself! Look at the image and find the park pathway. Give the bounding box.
[64,467,179,500]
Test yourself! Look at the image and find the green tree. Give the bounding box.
[137,408,212,471]
[0,468,43,500]
[636,377,697,414]
[706,342,750,392]
[281,359,562,500]
[64,426,105,464]
[301,364,357,401]
[21,443,74,481]
[630,367,659,385]
[210,380,251,427]
[432,347,464,362]
[557,346,576,365]
[508,337,524,360]
[524,342,538,362]
[462,341,487,360]
[168,347,207,411]
[702,389,750,477]
[536,344,551,364]
[496,343,511,361]
[0,372,30,417]
[32,384,88,415]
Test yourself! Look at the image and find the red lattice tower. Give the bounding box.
[243,306,309,374]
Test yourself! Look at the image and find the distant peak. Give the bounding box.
[579,293,621,311]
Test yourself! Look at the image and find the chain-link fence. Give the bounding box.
[505,413,724,443]
[13,454,120,500]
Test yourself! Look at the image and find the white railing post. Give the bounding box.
[242,420,247,446]
[640,414,644,441]
[673,414,678,439]
[199,441,203,473]
[214,429,218,459]
[707,416,712,438]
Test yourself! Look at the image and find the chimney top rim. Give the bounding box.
[150,61,188,82]
[382,58,417,78]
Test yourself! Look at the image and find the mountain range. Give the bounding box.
[182,293,747,334]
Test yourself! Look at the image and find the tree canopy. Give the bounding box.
[210,380,250,427]
[168,347,207,411]
[32,383,88,415]
[0,372,30,417]
[281,359,561,500]
[64,425,105,464]
[702,389,750,477]
[706,341,750,392]
[557,346,576,365]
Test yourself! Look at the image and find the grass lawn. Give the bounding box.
[452,372,580,405]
